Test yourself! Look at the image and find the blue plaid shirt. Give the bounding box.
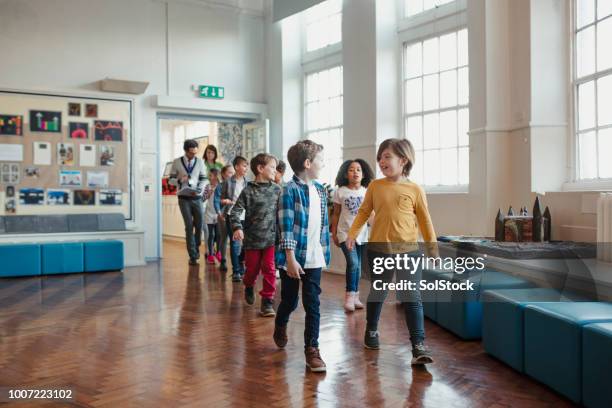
[276,175,331,269]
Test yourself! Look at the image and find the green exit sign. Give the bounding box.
[199,85,224,99]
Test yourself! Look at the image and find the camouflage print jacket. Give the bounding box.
[229,181,282,250]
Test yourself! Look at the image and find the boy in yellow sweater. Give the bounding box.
[345,138,437,365]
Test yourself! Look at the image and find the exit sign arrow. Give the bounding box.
[199,85,224,99]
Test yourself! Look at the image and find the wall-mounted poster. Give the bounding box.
[218,123,243,164]
[0,144,23,161]
[74,189,95,205]
[79,144,96,167]
[6,185,15,197]
[0,115,23,136]
[87,171,109,188]
[30,110,62,132]
[57,143,75,166]
[5,198,16,214]
[33,142,52,165]
[100,189,122,205]
[1,163,20,184]
[85,104,98,118]
[47,189,71,205]
[59,170,81,187]
[69,122,88,139]
[24,166,40,178]
[19,188,45,205]
[100,145,115,166]
[94,121,123,141]
[68,103,81,116]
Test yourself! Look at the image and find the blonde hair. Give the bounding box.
[376,138,415,177]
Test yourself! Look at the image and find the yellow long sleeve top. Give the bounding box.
[347,178,436,251]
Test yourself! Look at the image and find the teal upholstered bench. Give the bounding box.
[0,244,42,277]
[84,241,124,272]
[582,322,612,408]
[42,242,85,275]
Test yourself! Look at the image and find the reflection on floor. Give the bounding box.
[0,240,574,407]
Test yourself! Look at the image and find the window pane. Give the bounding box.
[329,97,343,127]
[440,110,457,148]
[423,113,440,149]
[423,149,441,185]
[405,78,423,114]
[327,13,342,45]
[405,0,423,17]
[318,98,331,129]
[411,154,424,184]
[577,26,596,78]
[458,29,468,66]
[579,131,598,179]
[458,147,469,185]
[599,129,612,178]
[307,103,320,131]
[423,37,439,74]
[577,0,595,28]
[458,108,469,146]
[598,0,612,19]
[328,66,343,97]
[423,0,436,10]
[579,81,596,130]
[458,67,469,105]
[423,74,439,110]
[597,17,612,71]
[318,69,331,99]
[440,148,458,185]
[440,70,458,108]
[439,32,457,71]
[406,116,423,150]
[598,74,612,126]
[307,73,319,102]
[405,42,423,78]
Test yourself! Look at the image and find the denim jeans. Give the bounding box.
[365,250,425,345]
[178,197,203,260]
[340,242,363,292]
[275,268,322,348]
[217,217,228,263]
[226,219,244,275]
[206,224,217,255]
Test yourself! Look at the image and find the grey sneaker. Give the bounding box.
[411,343,434,365]
[364,330,380,350]
[244,286,255,305]
[260,299,275,317]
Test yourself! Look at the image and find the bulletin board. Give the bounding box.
[0,90,133,219]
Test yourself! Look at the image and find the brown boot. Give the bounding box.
[273,325,288,348]
[305,347,326,372]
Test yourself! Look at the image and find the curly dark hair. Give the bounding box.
[335,159,375,187]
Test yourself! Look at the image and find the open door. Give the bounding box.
[242,119,269,158]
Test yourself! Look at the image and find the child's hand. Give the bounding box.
[332,234,340,247]
[345,237,355,251]
[286,259,304,279]
[218,214,225,222]
[233,230,244,241]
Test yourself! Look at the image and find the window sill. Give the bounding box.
[562,179,612,192]
[422,184,469,194]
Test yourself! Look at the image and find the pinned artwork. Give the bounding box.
[68,103,81,116]
[33,142,52,165]
[100,189,122,205]
[24,166,40,178]
[30,110,62,132]
[57,143,75,166]
[100,145,115,166]
[87,171,109,188]
[19,188,45,205]
[74,189,96,205]
[47,189,71,205]
[59,170,82,187]
[0,163,20,184]
[85,104,98,118]
[0,115,23,136]
[69,122,88,139]
[79,144,96,167]
[94,120,123,141]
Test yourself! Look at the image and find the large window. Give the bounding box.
[574,0,612,180]
[405,0,456,18]
[304,66,343,185]
[304,0,342,53]
[403,29,469,187]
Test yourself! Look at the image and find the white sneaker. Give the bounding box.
[344,292,355,312]
[353,292,364,309]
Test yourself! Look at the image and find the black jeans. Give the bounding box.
[275,268,322,348]
[178,197,203,260]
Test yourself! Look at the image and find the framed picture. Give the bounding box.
[85,104,98,118]
[69,122,88,139]
[68,103,81,116]
[94,120,123,141]
[74,189,96,205]
[29,110,62,132]
[100,145,115,166]
[0,115,23,136]
[57,143,75,166]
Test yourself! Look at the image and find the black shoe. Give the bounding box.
[244,287,255,305]
[260,299,275,317]
[189,258,199,265]
[364,329,380,350]
[273,325,288,348]
[232,274,242,282]
[220,261,228,272]
[411,343,434,365]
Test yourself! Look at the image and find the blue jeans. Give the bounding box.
[366,250,425,345]
[340,242,363,292]
[275,268,322,348]
[226,219,244,275]
[178,197,203,260]
[207,223,218,255]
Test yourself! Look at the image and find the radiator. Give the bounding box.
[597,193,612,262]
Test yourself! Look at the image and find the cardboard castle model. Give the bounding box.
[495,197,551,242]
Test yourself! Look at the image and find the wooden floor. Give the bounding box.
[0,240,576,408]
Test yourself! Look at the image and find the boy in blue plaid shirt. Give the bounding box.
[273,140,330,373]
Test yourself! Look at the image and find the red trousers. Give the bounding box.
[243,246,276,300]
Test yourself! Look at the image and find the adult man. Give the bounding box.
[169,139,207,265]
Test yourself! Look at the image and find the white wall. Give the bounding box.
[0,0,266,259]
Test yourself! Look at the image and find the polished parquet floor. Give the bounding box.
[0,240,576,407]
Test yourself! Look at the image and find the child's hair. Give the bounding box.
[221,164,234,176]
[287,140,323,173]
[250,153,277,175]
[276,160,286,174]
[183,139,198,151]
[376,138,416,177]
[209,167,219,179]
[203,145,218,162]
[335,159,375,187]
[232,155,248,167]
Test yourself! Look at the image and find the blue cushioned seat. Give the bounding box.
[582,322,612,408]
[436,270,534,339]
[84,241,124,272]
[482,288,584,372]
[41,242,84,275]
[421,268,454,321]
[0,244,42,277]
[524,302,612,403]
